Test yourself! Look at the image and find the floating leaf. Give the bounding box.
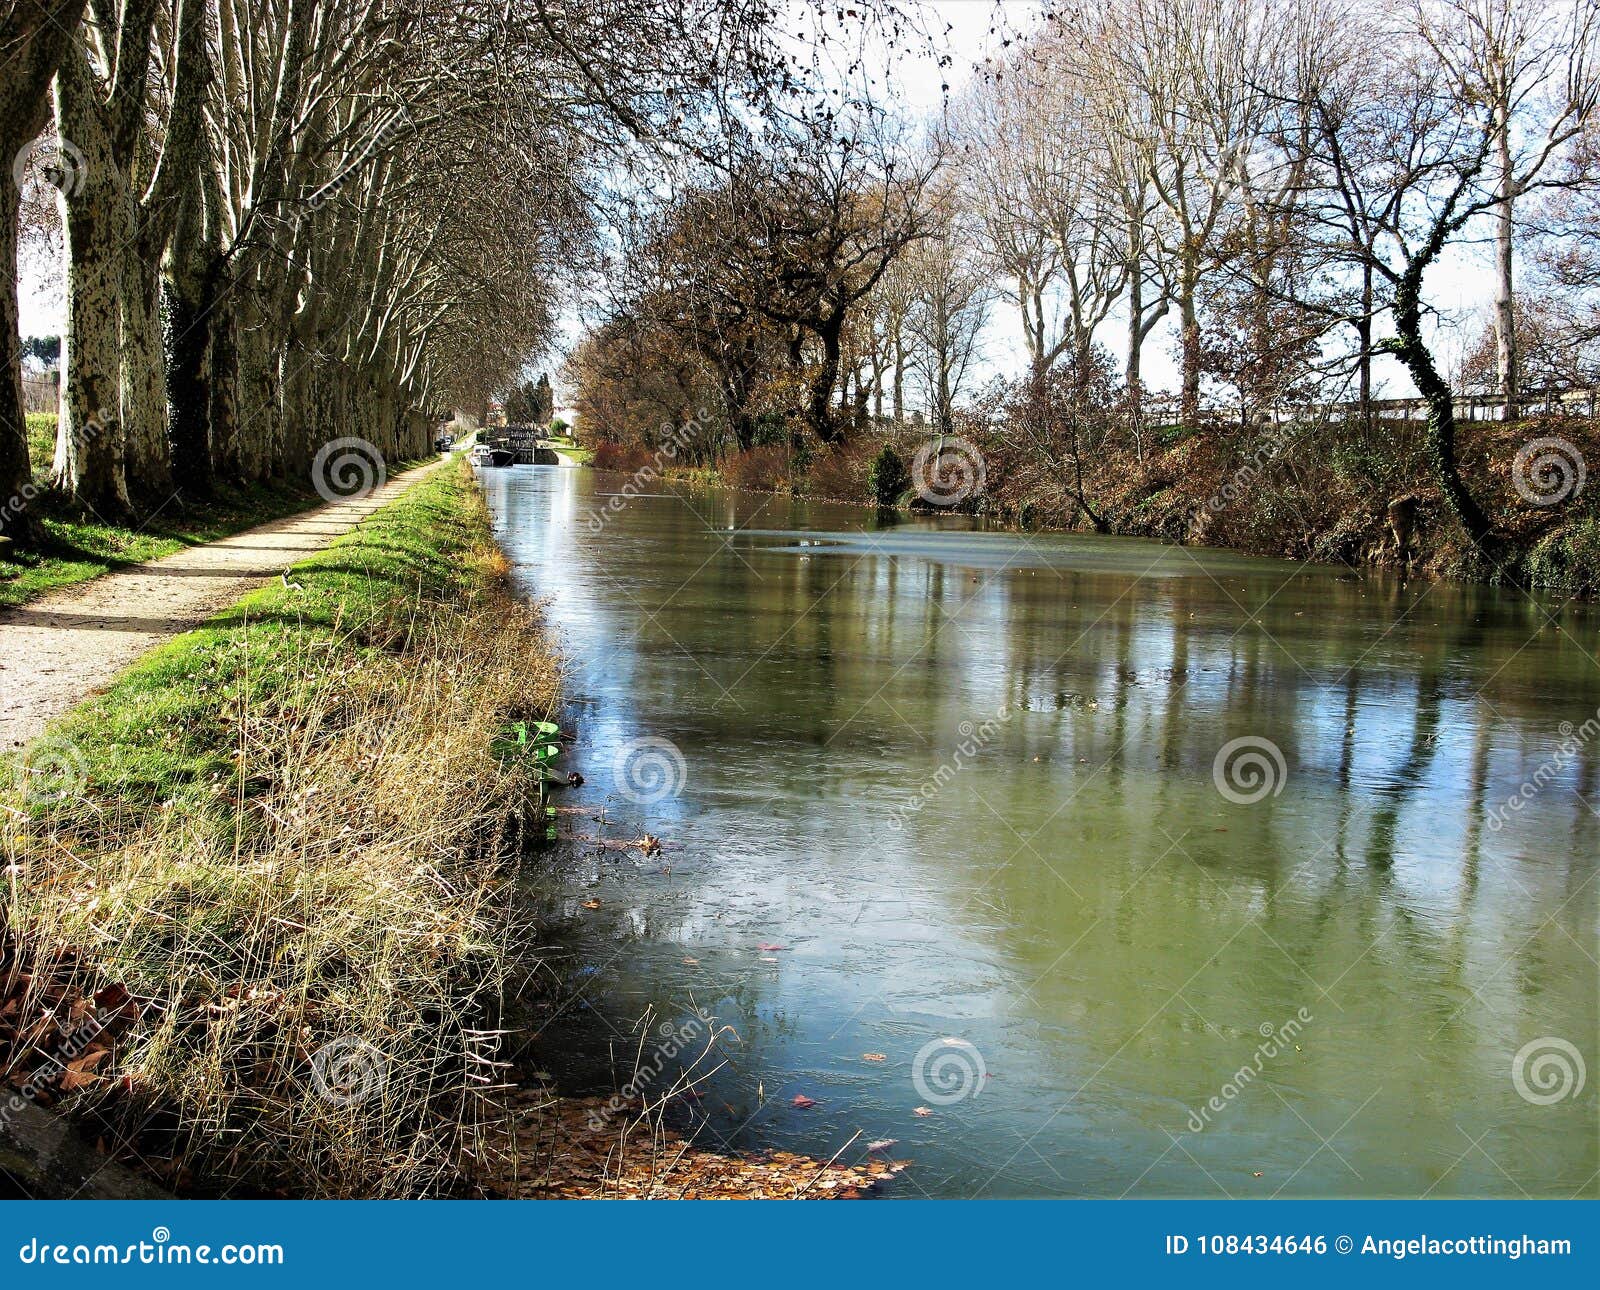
[580,898,601,910]
[862,1053,886,1063]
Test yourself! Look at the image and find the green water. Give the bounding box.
[483,464,1598,1198]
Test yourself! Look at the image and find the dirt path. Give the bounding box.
[0,463,439,753]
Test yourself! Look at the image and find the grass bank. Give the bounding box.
[1,413,387,609]
[1,460,560,1197]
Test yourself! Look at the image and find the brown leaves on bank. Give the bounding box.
[479,1086,908,1200]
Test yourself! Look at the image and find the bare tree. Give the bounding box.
[905,196,994,434]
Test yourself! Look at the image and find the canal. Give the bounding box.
[480,462,1598,1198]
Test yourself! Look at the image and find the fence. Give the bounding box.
[21,375,58,415]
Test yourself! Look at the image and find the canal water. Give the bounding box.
[480,462,1598,1198]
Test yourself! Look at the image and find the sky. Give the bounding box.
[19,0,1499,403]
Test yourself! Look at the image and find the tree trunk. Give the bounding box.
[120,245,171,494]
[1385,258,1496,553]
[892,336,905,422]
[1126,270,1144,394]
[52,48,130,515]
[808,313,845,444]
[0,0,91,541]
[164,271,212,495]
[0,177,36,541]
[1178,265,1201,431]
[1492,120,1518,420]
[1357,263,1374,434]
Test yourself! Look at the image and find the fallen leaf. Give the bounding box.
[791,1094,817,1108]
[861,1052,886,1062]
[580,898,601,910]
[681,956,700,966]
[866,1138,897,1152]
[59,1049,111,1091]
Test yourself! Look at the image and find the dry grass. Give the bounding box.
[1,464,560,1197]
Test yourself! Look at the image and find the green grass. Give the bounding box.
[46,460,482,818]
[4,460,555,1197]
[26,411,53,469]
[545,435,594,465]
[2,413,427,609]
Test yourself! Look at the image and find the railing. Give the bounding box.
[21,375,58,414]
[1139,388,1600,427]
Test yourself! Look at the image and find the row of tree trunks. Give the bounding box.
[0,0,92,539]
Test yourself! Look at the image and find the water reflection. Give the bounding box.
[483,464,1597,1198]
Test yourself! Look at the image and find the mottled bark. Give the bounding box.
[53,44,130,514]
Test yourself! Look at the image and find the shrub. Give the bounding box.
[867,444,910,507]
[724,444,789,493]
[590,440,651,473]
[808,442,875,503]
[1525,516,1600,597]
